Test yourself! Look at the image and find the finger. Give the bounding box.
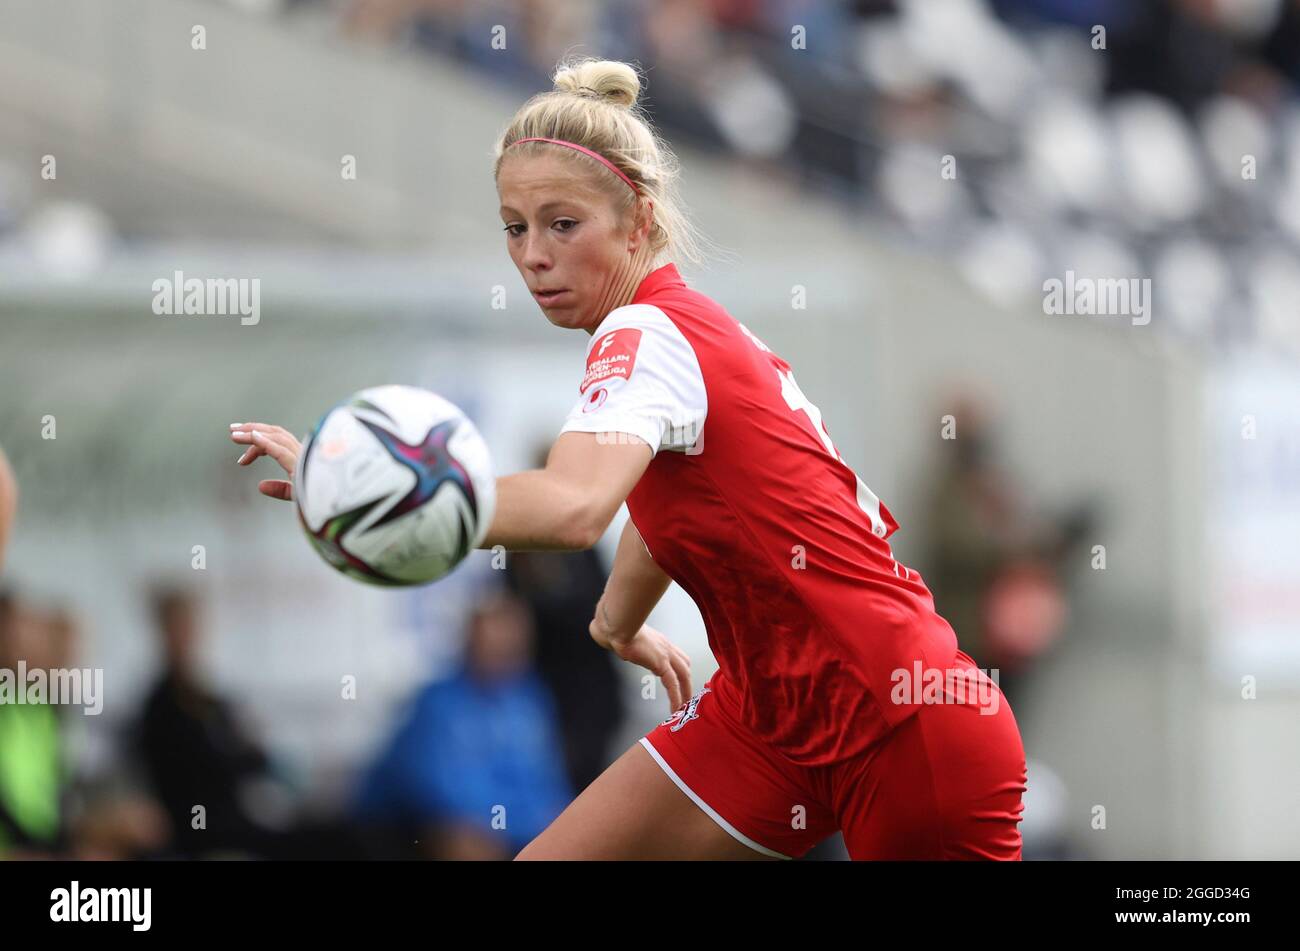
[234,422,299,449]
[668,650,692,703]
[233,432,274,465]
[659,662,683,713]
[252,429,303,461]
[230,431,275,466]
[234,437,269,465]
[231,423,298,451]
[231,422,286,435]
[250,431,297,473]
[666,649,691,702]
[258,479,293,501]
[248,428,294,453]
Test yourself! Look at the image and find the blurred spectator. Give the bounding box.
[921,392,1097,706]
[503,443,625,795]
[66,794,171,861]
[352,589,572,859]
[0,590,67,857]
[133,586,293,858]
[45,605,172,860]
[1,591,172,860]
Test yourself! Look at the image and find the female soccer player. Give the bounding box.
[232,58,1027,861]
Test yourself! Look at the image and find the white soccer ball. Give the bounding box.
[293,385,496,586]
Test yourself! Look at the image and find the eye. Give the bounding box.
[503,223,525,237]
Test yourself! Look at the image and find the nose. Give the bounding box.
[521,230,552,273]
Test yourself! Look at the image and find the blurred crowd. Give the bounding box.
[297,0,1298,355]
[0,537,628,861]
[7,0,1298,351]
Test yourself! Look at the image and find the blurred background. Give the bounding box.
[0,0,1297,860]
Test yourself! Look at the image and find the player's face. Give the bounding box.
[498,153,645,333]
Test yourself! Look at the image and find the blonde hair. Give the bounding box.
[493,57,711,268]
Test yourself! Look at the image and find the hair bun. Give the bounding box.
[552,58,640,111]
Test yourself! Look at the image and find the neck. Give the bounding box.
[586,249,655,335]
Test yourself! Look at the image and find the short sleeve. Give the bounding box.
[558,304,707,458]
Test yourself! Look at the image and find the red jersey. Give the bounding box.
[560,263,959,765]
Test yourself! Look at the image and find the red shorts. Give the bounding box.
[641,650,1027,860]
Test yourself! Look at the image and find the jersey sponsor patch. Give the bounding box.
[581,328,642,394]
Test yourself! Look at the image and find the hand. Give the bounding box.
[591,613,692,713]
[230,422,302,501]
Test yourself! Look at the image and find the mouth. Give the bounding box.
[532,288,571,305]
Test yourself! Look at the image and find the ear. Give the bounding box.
[628,197,655,253]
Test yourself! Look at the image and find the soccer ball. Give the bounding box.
[293,385,496,586]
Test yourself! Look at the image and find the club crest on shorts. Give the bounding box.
[661,686,711,732]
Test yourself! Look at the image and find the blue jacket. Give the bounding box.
[354,667,574,852]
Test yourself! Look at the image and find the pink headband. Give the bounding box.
[508,137,639,194]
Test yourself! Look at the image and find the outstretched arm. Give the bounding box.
[230,423,652,554]
[479,431,652,552]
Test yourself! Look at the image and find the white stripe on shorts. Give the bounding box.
[638,737,792,860]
